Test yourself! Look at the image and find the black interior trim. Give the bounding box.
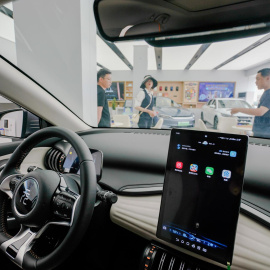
[146,26,270,47]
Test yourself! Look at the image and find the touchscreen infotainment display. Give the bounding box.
[63,147,103,181]
[157,129,248,266]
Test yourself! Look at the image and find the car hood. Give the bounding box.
[155,107,193,117]
[218,108,253,117]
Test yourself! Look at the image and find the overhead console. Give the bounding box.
[154,129,248,269]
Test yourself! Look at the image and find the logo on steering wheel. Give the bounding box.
[15,178,39,215]
[20,188,31,205]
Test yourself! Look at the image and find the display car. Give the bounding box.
[201,99,254,129]
[0,0,270,270]
[154,96,195,128]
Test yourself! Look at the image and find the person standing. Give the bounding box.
[97,69,112,127]
[134,75,158,128]
[231,68,270,138]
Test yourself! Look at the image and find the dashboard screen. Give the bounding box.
[63,147,103,181]
[157,129,248,266]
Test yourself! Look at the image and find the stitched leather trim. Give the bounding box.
[0,195,12,238]
[29,249,40,260]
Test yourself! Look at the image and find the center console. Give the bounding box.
[141,243,224,270]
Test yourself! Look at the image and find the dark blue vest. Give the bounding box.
[140,89,154,119]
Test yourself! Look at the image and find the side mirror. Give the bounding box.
[209,105,215,109]
[0,109,40,138]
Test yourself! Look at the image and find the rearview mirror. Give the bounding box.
[94,0,270,45]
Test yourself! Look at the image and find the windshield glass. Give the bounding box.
[156,97,180,108]
[0,1,270,140]
[218,100,252,109]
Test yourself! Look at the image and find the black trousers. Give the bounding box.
[138,116,158,128]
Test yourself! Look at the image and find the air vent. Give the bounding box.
[141,244,220,270]
[45,148,66,172]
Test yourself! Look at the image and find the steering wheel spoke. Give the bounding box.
[0,225,37,267]
[0,174,24,199]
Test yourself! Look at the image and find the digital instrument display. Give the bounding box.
[63,147,103,181]
[157,129,248,265]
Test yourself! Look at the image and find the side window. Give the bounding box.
[0,95,41,141]
[0,96,20,112]
[212,100,216,108]
[207,100,212,106]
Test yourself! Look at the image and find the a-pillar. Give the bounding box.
[13,0,97,125]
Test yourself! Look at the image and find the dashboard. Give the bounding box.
[7,128,270,270]
[81,130,270,269]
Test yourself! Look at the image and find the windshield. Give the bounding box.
[156,97,180,108]
[0,1,270,140]
[218,100,252,109]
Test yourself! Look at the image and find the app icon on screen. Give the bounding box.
[177,144,181,149]
[222,170,231,179]
[176,162,183,169]
[190,164,198,172]
[230,151,237,157]
[205,167,214,175]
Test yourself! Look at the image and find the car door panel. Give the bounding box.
[203,102,210,122]
[205,100,213,123]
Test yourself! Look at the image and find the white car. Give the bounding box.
[201,98,254,129]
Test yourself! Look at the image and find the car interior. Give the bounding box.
[0,0,270,270]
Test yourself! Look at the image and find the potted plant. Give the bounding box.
[111,98,116,115]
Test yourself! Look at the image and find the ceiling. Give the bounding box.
[1,4,270,73]
[99,33,270,71]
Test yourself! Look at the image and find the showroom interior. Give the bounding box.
[0,1,270,134]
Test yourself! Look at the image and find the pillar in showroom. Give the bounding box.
[133,45,148,109]
[13,0,97,125]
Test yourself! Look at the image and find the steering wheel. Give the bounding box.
[0,127,96,269]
